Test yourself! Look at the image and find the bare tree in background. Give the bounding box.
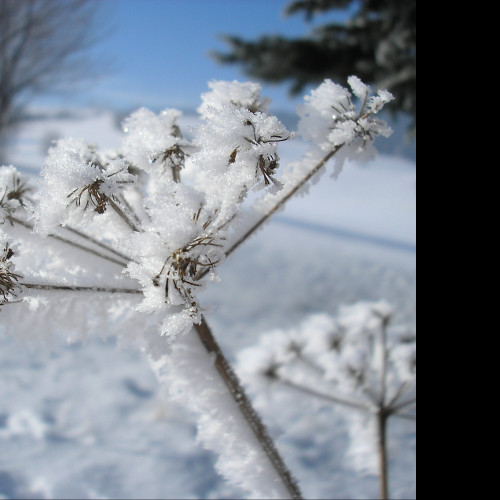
[0,0,104,140]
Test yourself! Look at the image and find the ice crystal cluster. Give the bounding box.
[1,78,393,340]
[0,230,21,306]
[297,76,394,176]
[1,167,26,307]
[0,165,29,223]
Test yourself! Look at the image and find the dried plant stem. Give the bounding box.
[392,411,416,422]
[379,319,389,407]
[172,165,181,183]
[390,396,416,414]
[22,283,142,294]
[10,216,128,268]
[386,381,410,410]
[226,146,342,259]
[116,192,143,229]
[278,376,371,412]
[194,317,303,500]
[296,352,327,375]
[174,154,301,498]
[377,410,389,500]
[107,198,141,233]
[63,225,133,264]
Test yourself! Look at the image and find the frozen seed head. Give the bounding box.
[0,232,22,306]
[0,166,31,223]
[66,163,134,216]
[298,76,395,150]
[192,96,292,219]
[67,178,108,214]
[122,108,192,181]
[34,139,137,234]
[153,234,223,313]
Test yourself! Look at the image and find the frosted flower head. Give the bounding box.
[298,76,395,151]
[191,103,291,226]
[122,108,192,179]
[127,230,223,341]
[33,138,137,234]
[198,80,270,118]
[0,231,22,306]
[1,166,30,223]
[124,183,224,340]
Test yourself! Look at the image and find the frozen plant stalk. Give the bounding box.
[0,232,22,306]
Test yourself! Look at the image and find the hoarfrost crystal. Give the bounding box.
[297,76,394,176]
[0,230,22,306]
[33,138,137,235]
[1,165,29,224]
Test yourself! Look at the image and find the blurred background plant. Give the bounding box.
[237,301,416,500]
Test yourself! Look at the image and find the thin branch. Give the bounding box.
[392,412,416,422]
[379,318,389,407]
[174,138,303,497]
[362,385,382,407]
[10,216,128,267]
[196,146,343,285]
[194,317,303,500]
[0,299,23,307]
[296,351,327,375]
[389,396,416,414]
[377,411,389,500]
[107,197,141,233]
[63,225,133,264]
[386,381,411,410]
[226,146,342,259]
[277,376,372,413]
[22,282,142,294]
[115,192,144,230]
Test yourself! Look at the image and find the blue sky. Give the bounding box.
[46,0,349,114]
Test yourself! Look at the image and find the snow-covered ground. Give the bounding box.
[1,109,416,499]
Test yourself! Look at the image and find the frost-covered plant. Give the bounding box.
[0,231,22,307]
[298,76,394,177]
[0,77,394,499]
[0,165,31,223]
[237,301,416,500]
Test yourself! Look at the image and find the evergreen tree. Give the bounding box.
[214,0,416,130]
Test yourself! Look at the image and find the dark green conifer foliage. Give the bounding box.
[215,0,416,130]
